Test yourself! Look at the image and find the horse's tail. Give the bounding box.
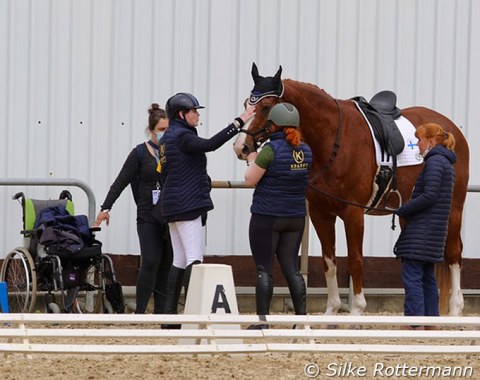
[436,262,451,315]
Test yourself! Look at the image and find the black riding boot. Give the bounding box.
[286,272,307,315]
[248,267,273,330]
[162,266,185,329]
[183,260,201,299]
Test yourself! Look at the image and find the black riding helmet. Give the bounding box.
[165,92,205,120]
[268,102,300,128]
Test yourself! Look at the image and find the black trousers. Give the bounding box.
[248,213,304,276]
[136,222,173,313]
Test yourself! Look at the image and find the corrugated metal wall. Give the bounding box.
[1,0,479,258]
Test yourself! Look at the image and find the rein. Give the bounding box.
[307,182,395,214]
[322,98,343,170]
[307,182,398,230]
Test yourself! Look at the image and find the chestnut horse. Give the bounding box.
[233,64,469,315]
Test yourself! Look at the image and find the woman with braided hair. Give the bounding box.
[244,102,312,328]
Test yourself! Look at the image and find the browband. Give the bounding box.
[248,83,284,105]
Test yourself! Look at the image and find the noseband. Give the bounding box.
[238,124,271,152]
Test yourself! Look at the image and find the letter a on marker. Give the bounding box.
[211,284,232,313]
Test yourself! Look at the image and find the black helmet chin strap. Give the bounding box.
[180,109,197,127]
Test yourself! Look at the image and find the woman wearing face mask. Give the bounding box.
[95,103,173,314]
[158,92,255,327]
[393,123,456,325]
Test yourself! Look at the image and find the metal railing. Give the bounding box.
[1,177,478,265]
[0,178,96,224]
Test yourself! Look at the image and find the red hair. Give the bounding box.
[415,123,456,151]
[284,127,302,146]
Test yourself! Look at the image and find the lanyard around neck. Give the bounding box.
[147,140,160,163]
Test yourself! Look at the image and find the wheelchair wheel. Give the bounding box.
[74,265,106,313]
[46,302,61,313]
[0,248,37,313]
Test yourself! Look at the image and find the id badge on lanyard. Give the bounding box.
[152,182,161,205]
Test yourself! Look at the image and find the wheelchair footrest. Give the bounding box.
[64,286,80,313]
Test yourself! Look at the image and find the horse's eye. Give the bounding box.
[261,106,271,116]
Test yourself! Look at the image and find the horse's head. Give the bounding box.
[233,63,284,160]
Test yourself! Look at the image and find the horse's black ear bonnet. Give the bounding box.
[249,62,284,105]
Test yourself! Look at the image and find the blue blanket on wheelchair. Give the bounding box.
[35,205,91,254]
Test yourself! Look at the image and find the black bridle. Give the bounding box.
[239,120,287,152]
[238,125,270,152]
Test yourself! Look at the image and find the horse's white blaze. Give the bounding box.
[324,257,342,315]
[232,118,254,160]
[448,263,464,316]
[350,293,367,315]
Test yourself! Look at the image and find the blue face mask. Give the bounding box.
[156,131,164,141]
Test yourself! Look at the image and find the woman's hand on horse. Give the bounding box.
[239,105,256,124]
[247,152,258,162]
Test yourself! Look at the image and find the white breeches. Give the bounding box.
[168,216,204,269]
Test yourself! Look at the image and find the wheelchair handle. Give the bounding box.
[12,192,25,201]
[59,190,73,201]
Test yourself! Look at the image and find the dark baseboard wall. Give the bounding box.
[1,255,477,289]
[107,255,480,289]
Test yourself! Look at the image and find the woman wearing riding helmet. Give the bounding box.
[158,92,254,327]
[244,102,312,328]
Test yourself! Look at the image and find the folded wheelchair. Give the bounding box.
[0,191,124,313]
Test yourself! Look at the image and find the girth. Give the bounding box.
[365,165,393,213]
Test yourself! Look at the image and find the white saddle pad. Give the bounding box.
[353,101,423,167]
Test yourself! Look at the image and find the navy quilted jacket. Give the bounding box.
[251,132,312,217]
[159,118,239,221]
[393,144,456,262]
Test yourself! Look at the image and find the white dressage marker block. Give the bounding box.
[180,264,242,345]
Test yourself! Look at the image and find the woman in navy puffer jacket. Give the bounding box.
[394,123,456,320]
[158,92,255,328]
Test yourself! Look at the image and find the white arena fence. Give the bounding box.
[0,314,479,356]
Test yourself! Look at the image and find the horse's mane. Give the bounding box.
[283,78,333,100]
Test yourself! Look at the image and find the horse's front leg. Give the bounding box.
[309,207,342,315]
[343,209,367,315]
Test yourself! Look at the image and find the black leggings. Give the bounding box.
[249,214,305,276]
[136,223,173,313]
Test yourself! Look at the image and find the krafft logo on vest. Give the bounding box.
[291,149,308,170]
